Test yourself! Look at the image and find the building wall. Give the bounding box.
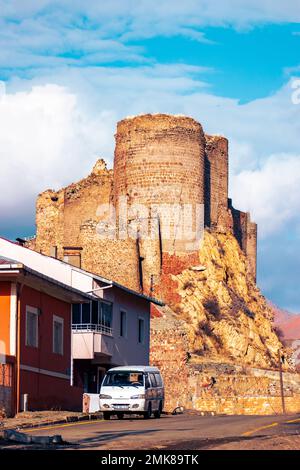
[101,287,150,367]
[0,358,15,417]
[20,370,82,411]
[19,285,82,410]
[0,282,11,355]
[72,286,151,394]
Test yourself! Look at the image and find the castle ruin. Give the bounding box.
[30,113,257,305]
[27,114,300,415]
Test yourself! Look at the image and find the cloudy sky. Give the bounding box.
[0,0,300,311]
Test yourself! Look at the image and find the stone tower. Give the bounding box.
[114,114,206,254]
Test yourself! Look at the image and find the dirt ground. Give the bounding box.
[0,410,89,430]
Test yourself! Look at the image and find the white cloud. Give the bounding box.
[1,0,300,74]
[0,83,116,223]
[231,154,300,237]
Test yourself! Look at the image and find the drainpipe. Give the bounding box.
[16,282,24,415]
[70,304,73,387]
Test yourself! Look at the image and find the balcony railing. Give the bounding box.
[72,323,113,336]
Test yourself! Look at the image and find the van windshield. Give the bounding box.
[103,371,144,387]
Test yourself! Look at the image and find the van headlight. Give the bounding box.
[130,394,145,399]
[100,394,112,399]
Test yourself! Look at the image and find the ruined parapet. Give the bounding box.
[246,220,257,281]
[35,188,65,258]
[63,159,113,248]
[204,135,232,233]
[114,114,205,254]
[229,200,257,281]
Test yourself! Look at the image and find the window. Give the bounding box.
[72,304,81,324]
[53,316,64,355]
[103,371,144,387]
[63,247,82,268]
[155,373,163,387]
[72,300,113,334]
[26,307,39,348]
[120,310,127,337]
[100,302,113,329]
[91,301,99,324]
[50,246,58,258]
[149,373,157,387]
[82,303,91,324]
[138,318,145,344]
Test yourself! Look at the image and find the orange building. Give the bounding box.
[0,256,91,416]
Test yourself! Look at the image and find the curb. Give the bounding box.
[3,429,64,446]
[1,413,104,432]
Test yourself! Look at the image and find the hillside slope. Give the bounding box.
[166,230,288,370]
[273,305,300,340]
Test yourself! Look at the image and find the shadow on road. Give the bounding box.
[65,428,162,450]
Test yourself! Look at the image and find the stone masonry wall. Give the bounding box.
[150,308,192,412]
[229,200,257,280]
[204,135,232,233]
[150,312,300,415]
[114,114,205,254]
[33,160,142,290]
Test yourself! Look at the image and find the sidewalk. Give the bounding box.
[0,410,101,431]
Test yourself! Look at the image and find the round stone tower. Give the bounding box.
[113,113,205,253]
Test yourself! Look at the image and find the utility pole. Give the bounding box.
[278,350,286,415]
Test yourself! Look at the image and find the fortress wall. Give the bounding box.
[34,161,142,291]
[204,135,231,232]
[35,189,65,258]
[62,161,113,248]
[229,201,257,281]
[245,220,257,281]
[79,220,141,292]
[150,315,300,414]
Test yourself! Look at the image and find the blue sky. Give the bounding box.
[141,24,300,102]
[0,0,300,311]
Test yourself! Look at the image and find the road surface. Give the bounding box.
[20,412,300,450]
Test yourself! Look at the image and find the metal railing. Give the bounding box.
[72,323,113,336]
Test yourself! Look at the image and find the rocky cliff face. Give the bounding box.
[162,229,288,370]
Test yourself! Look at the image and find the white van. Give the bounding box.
[99,366,164,420]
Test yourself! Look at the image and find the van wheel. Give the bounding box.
[103,412,111,420]
[117,413,124,420]
[143,403,152,419]
[154,402,163,419]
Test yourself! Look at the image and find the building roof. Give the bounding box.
[0,256,19,265]
[0,236,164,306]
[0,260,94,303]
[107,365,160,373]
[73,269,164,306]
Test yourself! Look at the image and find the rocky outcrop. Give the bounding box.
[155,230,289,370]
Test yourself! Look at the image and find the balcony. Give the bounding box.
[72,324,114,360]
[72,323,112,336]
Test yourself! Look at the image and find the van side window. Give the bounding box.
[149,373,157,387]
[155,373,162,387]
[145,374,151,389]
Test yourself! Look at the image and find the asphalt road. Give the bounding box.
[22,412,300,450]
